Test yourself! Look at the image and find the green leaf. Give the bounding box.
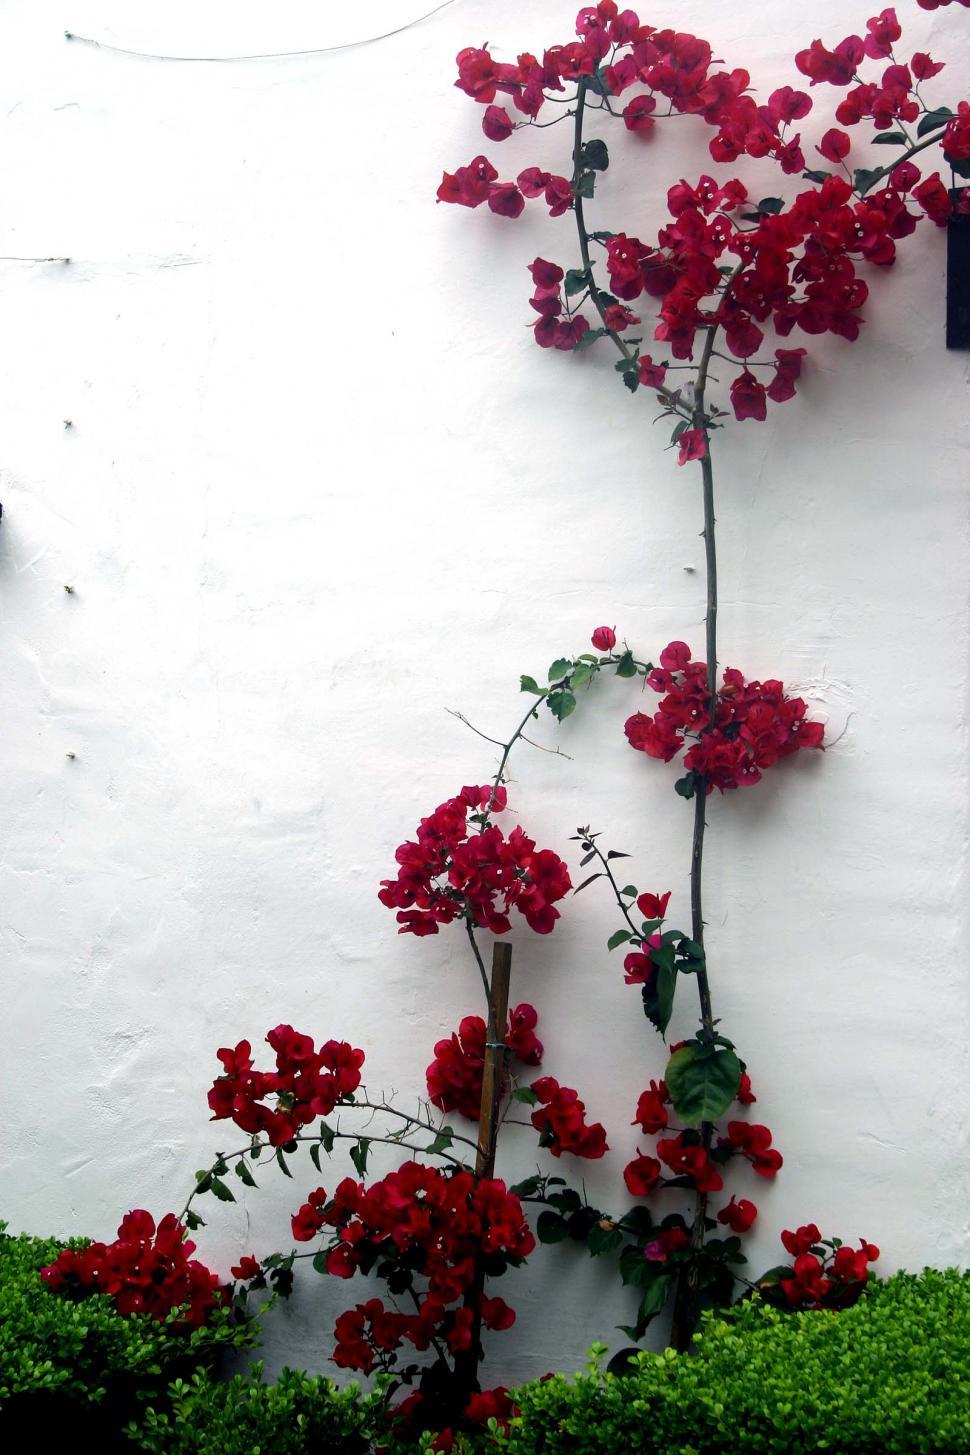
[573,872,603,895]
[184,1210,206,1231]
[194,1171,212,1193]
[350,1139,371,1178]
[665,1044,742,1125]
[918,107,953,137]
[509,1175,541,1197]
[640,1272,675,1320]
[564,268,591,297]
[574,172,596,199]
[570,662,595,688]
[424,1129,454,1157]
[607,929,633,951]
[319,1122,336,1154]
[536,1211,569,1244]
[802,168,832,184]
[642,954,677,1037]
[620,885,638,898]
[310,1143,322,1174]
[853,166,884,197]
[587,1222,623,1256]
[756,196,784,214]
[589,229,616,241]
[872,130,907,145]
[234,1159,257,1188]
[674,773,697,800]
[548,658,573,683]
[511,1086,540,1105]
[670,420,689,442]
[619,1246,652,1287]
[520,674,545,696]
[547,689,577,721]
[312,1252,329,1275]
[209,1177,235,1203]
[622,371,639,393]
[581,138,610,171]
[275,1148,294,1178]
[574,326,607,350]
[615,650,637,678]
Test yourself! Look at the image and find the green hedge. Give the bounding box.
[129,1366,392,1454]
[506,1268,970,1455]
[0,1227,255,1449]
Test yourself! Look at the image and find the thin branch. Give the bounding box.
[64,1,458,63]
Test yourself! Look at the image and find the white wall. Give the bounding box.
[2,0,968,1386]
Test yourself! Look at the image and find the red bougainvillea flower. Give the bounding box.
[817,127,851,162]
[633,1079,671,1135]
[776,1232,879,1309]
[717,1196,758,1233]
[296,1163,535,1373]
[656,1133,724,1192]
[208,1027,365,1146]
[913,172,953,225]
[676,428,707,466]
[637,890,671,920]
[625,644,824,794]
[721,1121,784,1176]
[426,1003,543,1120]
[781,1223,821,1257]
[643,1225,690,1261]
[379,786,571,937]
[591,625,617,651]
[943,102,970,163]
[530,1075,608,1158]
[230,1255,261,1281]
[624,1152,663,1197]
[41,1211,224,1328]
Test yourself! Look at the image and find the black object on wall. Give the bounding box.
[947,191,970,350]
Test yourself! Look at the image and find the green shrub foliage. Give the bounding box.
[130,1366,392,1455]
[0,1227,254,1445]
[505,1269,970,1455]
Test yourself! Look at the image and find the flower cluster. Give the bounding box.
[40,1211,224,1329]
[529,1075,609,1159]
[288,1162,533,1371]
[794,9,970,226]
[769,1224,881,1308]
[207,1025,365,1146]
[379,785,572,936]
[622,1075,779,1225]
[441,3,968,435]
[427,1003,543,1120]
[624,641,824,793]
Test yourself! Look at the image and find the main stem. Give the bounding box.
[670,337,719,1352]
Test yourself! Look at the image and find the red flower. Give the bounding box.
[632,1080,670,1134]
[230,1255,260,1281]
[913,173,952,226]
[530,1076,608,1158]
[817,128,851,163]
[717,1196,758,1233]
[730,369,768,422]
[483,105,514,141]
[676,428,707,466]
[637,891,671,920]
[624,94,658,133]
[943,102,970,163]
[657,1135,724,1193]
[637,355,669,389]
[591,625,617,651]
[623,1153,662,1197]
[781,1223,822,1257]
[41,1211,224,1329]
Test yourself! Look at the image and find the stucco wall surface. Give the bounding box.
[2,0,969,1386]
